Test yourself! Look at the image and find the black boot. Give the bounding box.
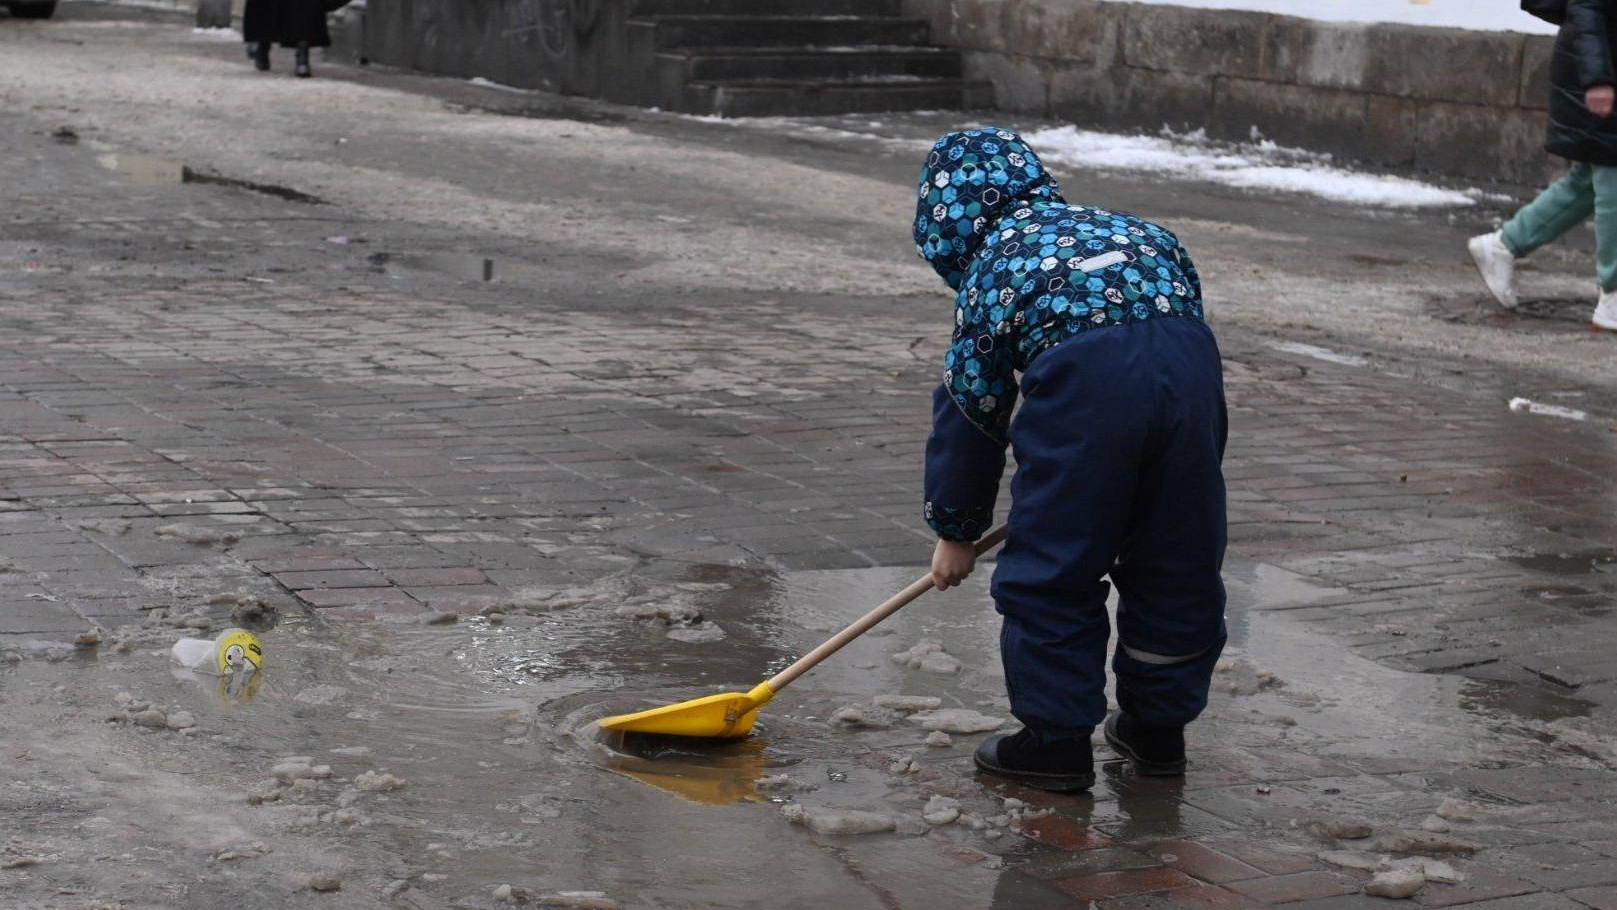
[252,42,271,71]
[973,727,1094,792]
[1103,711,1186,776]
[294,43,311,78]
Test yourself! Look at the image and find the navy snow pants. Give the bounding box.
[991,316,1228,736]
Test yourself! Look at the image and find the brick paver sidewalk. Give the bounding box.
[2,46,1617,907]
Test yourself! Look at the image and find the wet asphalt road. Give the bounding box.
[1,4,1617,910]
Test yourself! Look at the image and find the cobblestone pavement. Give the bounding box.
[1,6,1616,910]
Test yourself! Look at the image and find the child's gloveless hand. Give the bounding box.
[931,539,977,591]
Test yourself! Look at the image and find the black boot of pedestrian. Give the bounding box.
[295,43,311,78]
[1103,711,1187,776]
[973,727,1094,792]
[252,42,271,71]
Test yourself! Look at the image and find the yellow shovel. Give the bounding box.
[598,525,1008,740]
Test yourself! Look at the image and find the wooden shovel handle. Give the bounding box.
[764,524,1009,693]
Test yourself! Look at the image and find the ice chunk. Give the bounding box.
[830,705,895,729]
[781,804,897,835]
[1373,832,1479,856]
[354,770,407,792]
[1365,868,1424,899]
[891,639,962,674]
[922,796,961,826]
[130,708,167,728]
[666,622,725,643]
[872,695,942,712]
[1414,859,1463,885]
[755,774,814,794]
[909,708,1006,734]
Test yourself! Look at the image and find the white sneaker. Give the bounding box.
[1593,288,1617,331]
[1468,231,1519,309]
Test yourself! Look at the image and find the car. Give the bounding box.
[3,0,57,18]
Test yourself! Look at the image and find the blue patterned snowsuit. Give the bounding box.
[916,129,1228,736]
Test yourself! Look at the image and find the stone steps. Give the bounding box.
[685,77,989,117]
[627,13,986,116]
[638,15,931,50]
[668,46,962,82]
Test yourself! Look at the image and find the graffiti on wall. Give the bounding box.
[508,0,602,58]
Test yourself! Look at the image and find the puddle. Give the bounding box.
[1460,677,1594,723]
[96,152,184,185]
[5,557,1610,909]
[1505,549,1617,575]
[1427,294,1599,333]
[1265,339,1368,367]
[367,251,553,285]
[569,700,801,807]
[369,251,498,282]
[96,153,326,203]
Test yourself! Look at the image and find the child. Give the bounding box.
[916,129,1227,792]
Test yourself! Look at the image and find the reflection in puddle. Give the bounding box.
[1459,677,1594,723]
[1427,294,1602,333]
[95,153,327,203]
[558,698,799,807]
[367,251,554,285]
[604,731,777,806]
[97,153,184,185]
[370,251,497,282]
[1506,550,1617,575]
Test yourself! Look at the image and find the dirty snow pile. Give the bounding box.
[1025,126,1477,210]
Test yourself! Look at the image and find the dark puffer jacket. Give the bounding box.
[1548,0,1617,163]
[243,0,332,48]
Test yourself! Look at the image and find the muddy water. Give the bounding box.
[1,558,1605,909]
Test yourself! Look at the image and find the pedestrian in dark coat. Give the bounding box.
[1469,0,1617,330]
[243,0,333,78]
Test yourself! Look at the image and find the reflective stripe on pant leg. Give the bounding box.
[1112,630,1227,728]
[1120,642,1218,666]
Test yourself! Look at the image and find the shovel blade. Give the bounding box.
[597,688,769,740]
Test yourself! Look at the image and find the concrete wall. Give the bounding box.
[349,0,641,101]
[352,0,563,91]
[900,0,1557,184]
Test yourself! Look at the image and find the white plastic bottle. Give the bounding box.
[170,628,264,677]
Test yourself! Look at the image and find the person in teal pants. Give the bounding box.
[1470,0,1617,330]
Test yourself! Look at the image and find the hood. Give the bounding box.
[913,128,1064,290]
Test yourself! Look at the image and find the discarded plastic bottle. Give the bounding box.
[171,628,264,677]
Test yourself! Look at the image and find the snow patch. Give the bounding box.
[468,77,533,95]
[1268,340,1369,367]
[1093,0,1556,35]
[1508,397,1589,422]
[1025,126,1476,210]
